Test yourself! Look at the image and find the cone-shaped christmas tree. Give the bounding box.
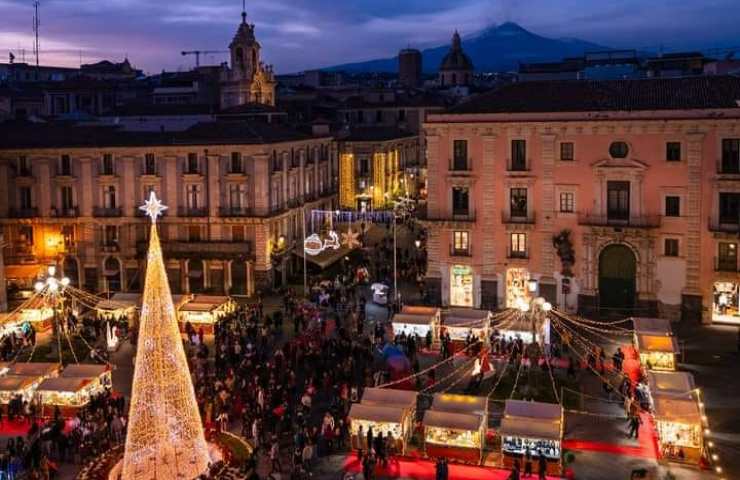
[121,192,210,480]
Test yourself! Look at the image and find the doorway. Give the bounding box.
[598,244,636,316]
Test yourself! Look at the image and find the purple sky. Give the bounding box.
[2,0,739,74]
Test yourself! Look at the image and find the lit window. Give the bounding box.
[453,231,469,254]
[510,233,527,258]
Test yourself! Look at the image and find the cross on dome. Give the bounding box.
[139,191,168,223]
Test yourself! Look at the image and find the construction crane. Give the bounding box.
[181,50,229,68]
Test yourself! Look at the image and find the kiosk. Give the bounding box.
[441,309,490,347]
[178,295,235,335]
[392,313,438,341]
[36,376,103,416]
[0,375,41,408]
[646,371,695,406]
[653,395,703,464]
[636,334,679,371]
[423,410,485,464]
[499,400,563,476]
[96,293,141,324]
[348,403,410,454]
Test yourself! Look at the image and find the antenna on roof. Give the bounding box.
[33,0,40,70]
[241,0,246,23]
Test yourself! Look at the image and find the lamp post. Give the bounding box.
[519,278,552,346]
[35,264,70,363]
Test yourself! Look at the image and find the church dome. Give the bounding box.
[439,31,474,72]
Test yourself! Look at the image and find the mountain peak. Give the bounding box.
[477,21,531,39]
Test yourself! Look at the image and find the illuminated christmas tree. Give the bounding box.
[121,192,210,480]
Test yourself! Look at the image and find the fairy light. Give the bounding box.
[120,193,209,480]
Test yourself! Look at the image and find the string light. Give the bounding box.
[121,194,209,480]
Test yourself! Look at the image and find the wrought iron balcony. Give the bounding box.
[708,217,740,233]
[715,256,739,272]
[93,206,123,217]
[177,206,208,217]
[450,247,471,257]
[218,206,253,217]
[50,206,79,218]
[577,212,661,229]
[507,250,529,260]
[502,211,536,224]
[8,207,39,218]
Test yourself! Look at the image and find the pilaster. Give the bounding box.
[540,133,556,279]
[79,158,93,217]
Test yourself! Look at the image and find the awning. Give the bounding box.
[180,303,216,312]
[97,293,141,311]
[423,409,483,431]
[401,306,440,317]
[653,396,701,424]
[443,308,490,328]
[500,416,562,441]
[4,264,42,280]
[361,388,417,409]
[0,375,38,392]
[432,393,487,416]
[37,376,92,393]
[647,371,695,396]
[392,313,433,326]
[503,399,562,421]
[349,403,405,425]
[637,334,679,353]
[632,317,673,336]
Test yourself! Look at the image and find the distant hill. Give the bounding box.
[324,22,608,74]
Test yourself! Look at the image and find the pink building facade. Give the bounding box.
[422,77,740,323]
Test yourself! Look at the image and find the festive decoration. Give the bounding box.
[341,227,362,249]
[121,194,209,480]
[552,230,575,277]
[303,231,341,256]
[138,190,167,223]
[339,153,356,209]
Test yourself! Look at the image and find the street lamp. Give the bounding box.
[35,264,70,362]
[414,238,422,249]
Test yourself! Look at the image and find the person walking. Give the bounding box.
[537,451,547,480]
[508,459,521,480]
[269,438,281,473]
[524,448,533,477]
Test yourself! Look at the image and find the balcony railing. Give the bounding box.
[715,256,738,272]
[502,211,536,224]
[450,247,471,257]
[177,206,208,217]
[709,217,740,233]
[287,198,303,209]
[218,206,253,217]
[418,208,476,223]
[8,207,39,218]
[577,212,661,228]
[507,250,529,260]
[93,206,123,217]
[137,240,252,260]
[50,206,79,218]
[17,169,33,178]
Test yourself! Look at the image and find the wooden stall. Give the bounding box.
[398,306,441,343]
[441,309,491,350]
[423,410,485,464]
[431,393,488,417]
[0,375,42,410]
[7,362,61,379]
[636,334,679,371]
[653,395,703,464]
[348,403,410,455]
[499,400,563,476]
[36,377,101,416]
[20,306,54,332]
[178,295,235,335]
[96,293,141,324]
[491,314,549,345]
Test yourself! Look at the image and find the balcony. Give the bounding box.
[418,207,476,225]
[507,158,529,172]
[502,211,536,224]
[54,168,75,178]
[50,206,79,218]
[93,206,123,217]
[137,240,252,260]
[577,212,661,229]
[8,207,39,218]
[709,217,740,233]
[219,206,253,217]
[287,197,303,209]
[507,250,529,260]
[177,206,208,217]
[101,242,120,253]
[450,247,471,257]
[715,256,738,272]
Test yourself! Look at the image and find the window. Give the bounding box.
[511,140,527,171]
[186,185,200,209]
[60,154,72,176]
[664,196,681,217]
[398,109,406,121]
[376,110,383,123]
[721,139,740,173]
[453,231,469,255]
[452,187,469,215]
[61,186,74,210]
[17,156,31,176]
[103,185,116,209]
[144,153,157,175]
[232,225,245,242]
[510,233,527,258]
[188,225,202,242]
[359,158,369,176]
[357,111,364,123]
[510,188,528,217]
[19,187,32,209]
[453,140,468,170]
[609,141,629,158]
[664,238,679,257]
[559,192,575,213]
[607,181,630,220]
[718,242,737,271]
[186,153,199,174]
[666,142,681,162]
[229,184,246,209]
[719,192,740,224]
[560,142,574,161]
[104,225,118,245]
[101,154,115,175]
[19,225,33,245]
[62,225,75,247]
[230,152,243,173]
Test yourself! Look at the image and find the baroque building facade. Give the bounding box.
[0,123,337,296]
[422,77,740,323]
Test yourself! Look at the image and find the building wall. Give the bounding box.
[0,139,337,295]
[423,113,740,322]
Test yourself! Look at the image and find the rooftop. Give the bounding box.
[337,126,416,142]
[448,76,740,114]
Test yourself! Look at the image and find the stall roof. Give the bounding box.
[504,399,562,421]
[500,416,562,440]
[4,264,42,280]
[653,396,701,423]
[60,364,110,378]
[189,295,231,306]
[632,317,673,336]
[37,376,93,393]
[401,306,440,318]
[392,313,434,326]
[423,409,483,431]
[180,303,217,312]
[443,309,490,328]
[348,403,405,425]
[0,375,39,392]
[637,334,679,353]
[432,393,487,415]
[361,388,417,409]
[7,362,61,377]
[647,371,695,396]
[96,293,141,311]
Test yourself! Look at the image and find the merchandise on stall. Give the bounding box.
[178,295,236,334]
[0,375,42,405]
[653,394,703,464]
[394,306,441,342]
[36,376,103,415]
[635,334,679,371]
[499,399,563,475]
[441,308,491,343]
[491,314,548,344]
[348,403,409,454]
[20,306,54,332]
[423,410,485,464]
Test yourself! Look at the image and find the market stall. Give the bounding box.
[393,307,441,343]
[348,403,410,454]
[178,295,236,335]
[96,293,141,324]
[0,375,41,409]
[636,334,679,371]
[441,309,491,350]
[20,305,54,332]
[423,410,485,464]
[7,362,61,379]
[653,394,703,464]
[646,371,695,407]
[431,393,488,417]
[61,363,112,390]
[499,399,563,476]
[491,314,548,345]
[36,376,103,416]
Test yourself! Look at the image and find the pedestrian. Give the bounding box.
[538,451,547,480]
[524,448,533,477]
[628,414,642,439]
[508,458,520,480]
[269,438,281,473]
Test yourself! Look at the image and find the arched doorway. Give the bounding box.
[188,260,204,293]
[62,256,80,287]
[599,244,636,316]
[231,261,247,295]
[103,257,122,292]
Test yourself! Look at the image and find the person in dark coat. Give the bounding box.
[538,451,547,480]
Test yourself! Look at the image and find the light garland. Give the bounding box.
[121,194,210,480]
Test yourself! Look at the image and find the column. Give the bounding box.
[540,134,556,280]
[253,154,270,215]
[79,158,94,217]
[684,132,707,322]
[121,157,136,216]
[37,159,52,216]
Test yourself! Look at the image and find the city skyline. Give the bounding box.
[1,0,740,74]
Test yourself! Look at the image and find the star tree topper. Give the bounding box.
[341,226,362,249]
[139,191,168,223]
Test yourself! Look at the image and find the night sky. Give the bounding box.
[2,0,739,74]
